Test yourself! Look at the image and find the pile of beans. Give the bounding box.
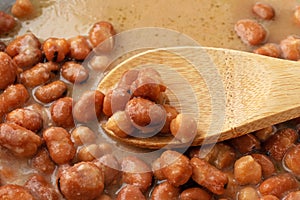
[235,2,300,61]
[104,68,197,143]
[0,1,300,200]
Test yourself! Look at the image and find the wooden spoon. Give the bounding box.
[98,47,300,149]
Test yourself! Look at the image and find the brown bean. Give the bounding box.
[125,97,166,129]
[43,38,70,62]
[61,61,89,83]
[234,19,267,46]
[238,187,259,200]
[121,156,153,192]
[283,191,300,200]
[35,80,67,103]
[93,154,120,186]
[280,35,300,61]
[191,157,228,195]
[77,144,102,162]
[117,185,146,200]
[253,43,281,58]
[0,52,17,90]
[234,155,262,185]
[251,153,275,178]
[43,127,75,164]
[73,90,104,123]
[24,174,59,200]
[0,123,42,157]
[258,173,298,198]
[0,11,16,34]
[20,62,59,88]
[11,0,34,18]
[264,128,298,161]
[180,187,212,200]
[31,148,56,174]
[105,111,136,138]
[170,113,197,143]
[50,97,74,128]
[259,195,279,200]
[160,104,178,134]
[130,68,166,102]
[68,35,91,60]
[151,181,180,200]
[71,126,96,146]
[102,88,131,117]
[254,126,274,142]
[0,84,29,120]
[59,162,104,200]
[5,108,43,132]
[160,150,192,187]
[152,157,166,180]
[0,184,34,199]
[189,143,236,170]
[229,133,261,154]
[252,2,275,20]
[283,144,300,176]
[6,33,42,69]
[88,21,115,50]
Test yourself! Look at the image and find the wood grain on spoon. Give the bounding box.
[98,47,300,149]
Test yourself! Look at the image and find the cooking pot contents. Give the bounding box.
[1,0,300,199]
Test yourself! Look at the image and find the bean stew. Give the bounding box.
[1,1,300,200]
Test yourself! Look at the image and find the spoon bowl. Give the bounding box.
[98,47,300,149]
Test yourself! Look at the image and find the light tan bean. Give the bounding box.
[234,155,262,185]
[170,113,197,143]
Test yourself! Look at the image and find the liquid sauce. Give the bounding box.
[2,0,300,50]
[1,0,300,199]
